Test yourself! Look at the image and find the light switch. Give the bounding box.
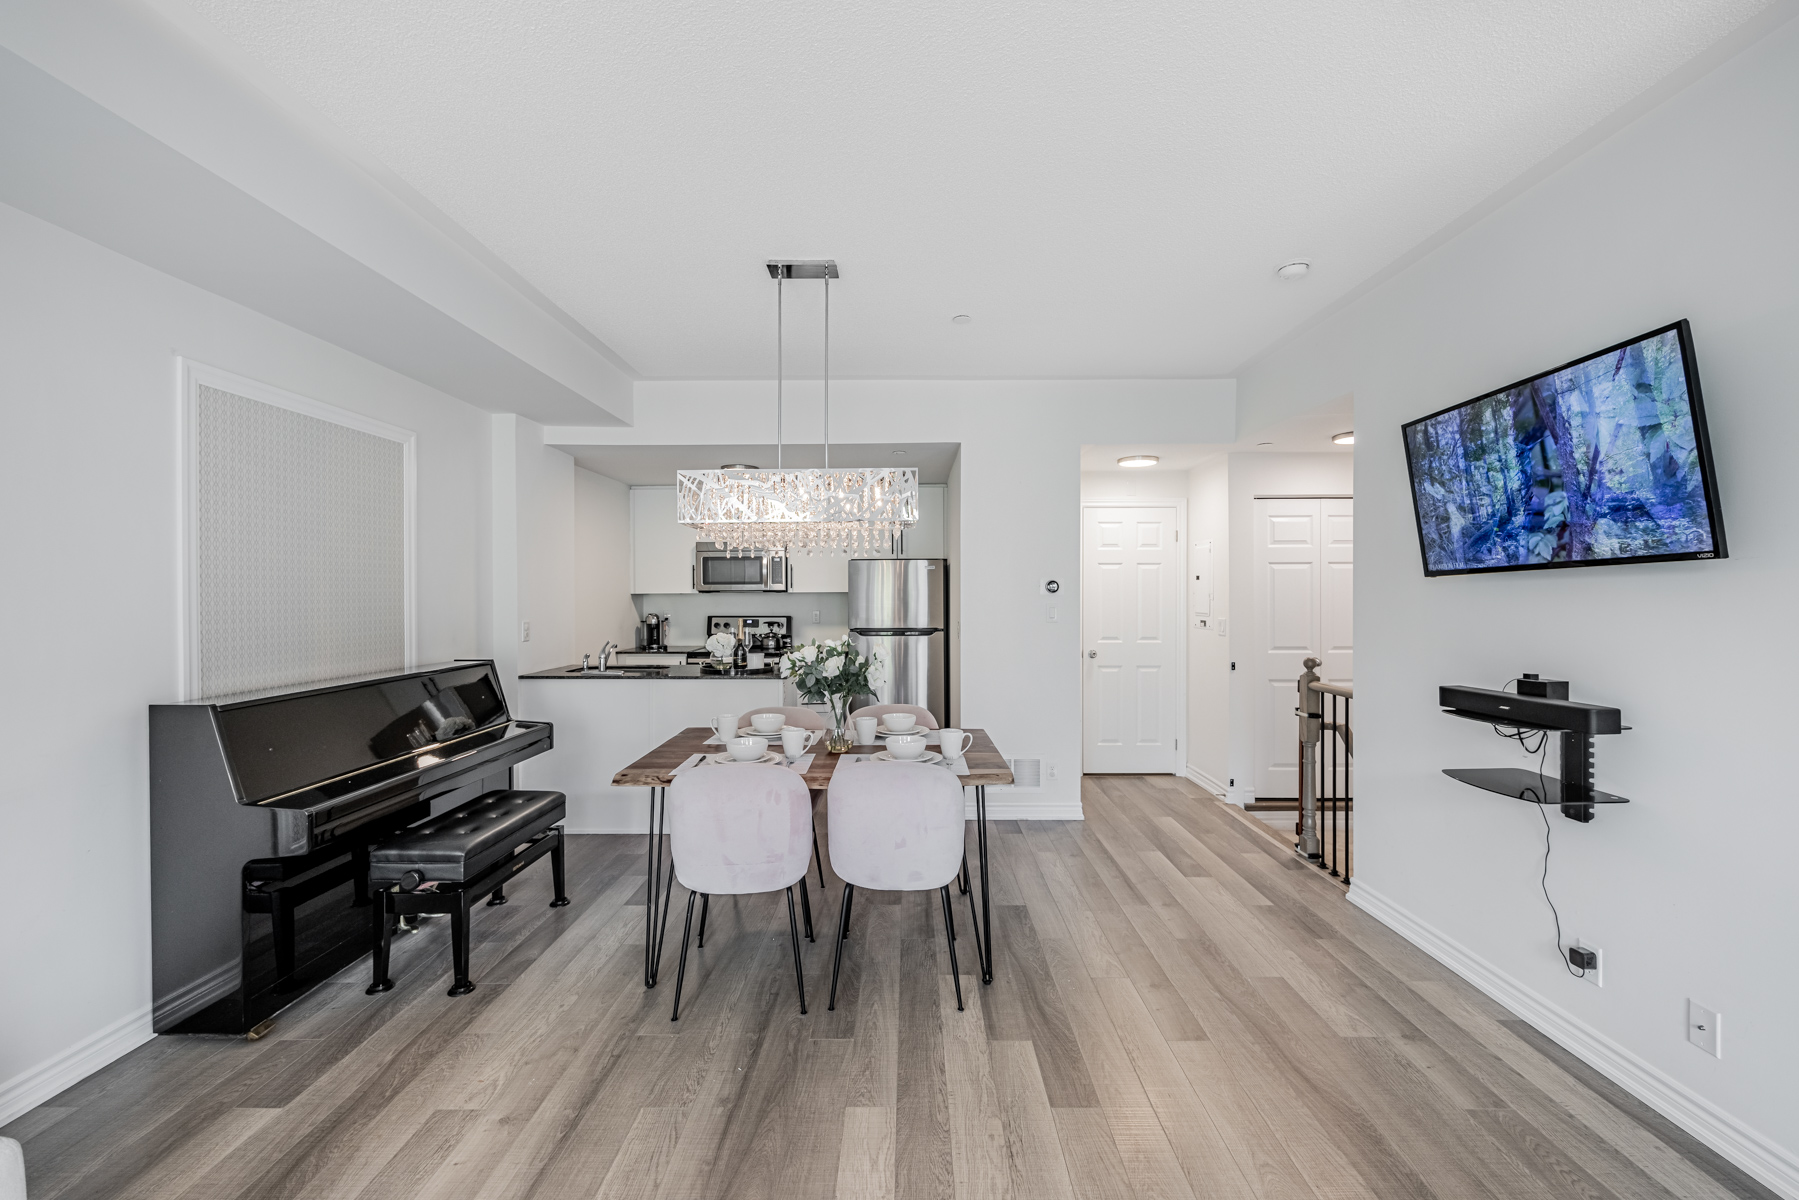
[520,620,532,643]
[1045,604,1058,622]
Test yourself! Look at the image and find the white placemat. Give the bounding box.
[668,753,706,776]
[704,730,787,745]
[783,752,816,775]
[830,753,970,780]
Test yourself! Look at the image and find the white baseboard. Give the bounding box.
[1224,785,1255,808]
[152,960,239,1030]
[1184,763,1227,798]
[0,1005,156,1128]
[1348,882,1799,1200]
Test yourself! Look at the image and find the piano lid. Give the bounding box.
[209,662,512,804]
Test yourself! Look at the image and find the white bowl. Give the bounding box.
[747,714,784,734]
[728,736,770,762]
[885,734,927,760]
[883,714,918,732]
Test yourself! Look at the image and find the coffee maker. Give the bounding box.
[640,613,667,651]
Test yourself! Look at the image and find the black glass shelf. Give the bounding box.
[1442,708,1632,735]
[1443,768,1629,806]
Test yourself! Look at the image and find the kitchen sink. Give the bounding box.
[566,667,668,678]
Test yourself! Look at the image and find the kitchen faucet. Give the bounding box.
[598,641,616,670]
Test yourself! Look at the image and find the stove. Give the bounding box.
[706,615,792,645]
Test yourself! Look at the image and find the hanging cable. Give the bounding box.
[776,275,784,469]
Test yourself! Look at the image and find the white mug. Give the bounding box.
[727,736,768,762]
[710,713,738,740]
[748,711,785,734]
[883,712,918,733]
[938,728,974,759]
[747,650,765,670]
[885,734,927,760]
[781,727,823,759]
[854,715,879,745]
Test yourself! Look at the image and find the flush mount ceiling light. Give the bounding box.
[1117,455,1160,469]
[890,450,908,457]
[951,314,973,324]
[1331,431,1355,445]
[677,261,918,556]
[720,463,758,470]
[1276,261,1311,281]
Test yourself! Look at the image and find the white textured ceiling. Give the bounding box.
[185,0,1768,381]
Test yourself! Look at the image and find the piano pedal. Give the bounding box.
[246,1018,276,1041]
[397,915,420,932]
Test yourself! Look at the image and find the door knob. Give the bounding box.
[1088,650,1097,658]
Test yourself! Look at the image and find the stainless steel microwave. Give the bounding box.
[694,545,789,592]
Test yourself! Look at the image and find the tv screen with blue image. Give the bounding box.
[1402,320,1727,577]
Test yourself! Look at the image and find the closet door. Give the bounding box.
[1250,498,1352,799]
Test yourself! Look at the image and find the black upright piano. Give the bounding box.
[150,661,552,1034]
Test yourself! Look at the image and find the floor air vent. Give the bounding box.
[1002,757,1043,790]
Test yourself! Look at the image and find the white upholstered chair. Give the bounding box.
[738,705,826,730]
[825,758,969,1011]
[667,763,814,1019]
[0,1137,22,1200]
[847,702,939,730]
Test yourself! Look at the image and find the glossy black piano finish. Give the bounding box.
[150,661,552,1034]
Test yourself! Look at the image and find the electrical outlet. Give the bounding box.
[1045,604,1058,622]
[1688,1000,1721,1058]
[520,620,532,643]
[1047,762,1059,780]
[1573,939,1602,987]
[811,610,821,622]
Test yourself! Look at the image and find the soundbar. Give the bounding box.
[1438,685,1621,735]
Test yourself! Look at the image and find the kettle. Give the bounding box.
[759,630,782,655]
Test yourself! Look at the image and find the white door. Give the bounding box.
[1082,506,1182,773]
[1251,498,1352,798]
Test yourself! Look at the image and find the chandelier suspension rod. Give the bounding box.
[823,273,830,469]
[776,276,783,470]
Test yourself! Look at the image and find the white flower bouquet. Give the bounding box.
[779,637,887,750]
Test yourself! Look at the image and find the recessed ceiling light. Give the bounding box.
[1256,441,1274,447]
[720,463,757,470]
[1117,455,1159,469]
[1276,261,1311,281]
[1331,431,1355,445]
[890,450,908,457]
[951,314,973,324]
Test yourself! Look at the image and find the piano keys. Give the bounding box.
[149,661,552,1034]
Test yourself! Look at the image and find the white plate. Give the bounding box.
[871,750,944,765]
[708,750,784,766]
[738,724,789,736]
[876,724,925,737]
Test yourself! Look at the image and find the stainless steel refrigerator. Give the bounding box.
[848,558,950,727]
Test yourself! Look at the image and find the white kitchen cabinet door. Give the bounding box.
[630,486,696,593]
[902,485,945,558]
[788,549,850,593]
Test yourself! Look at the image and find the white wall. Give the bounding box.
[1236,18,1799,1193]
[515,417,576,676]
[550,378,1236,818]
[573,467,638,658]
[0,200,491,1123]
[1223,453,1355,804]
[1186,455,1230,792]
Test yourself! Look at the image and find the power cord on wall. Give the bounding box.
[1490,681,1587,978]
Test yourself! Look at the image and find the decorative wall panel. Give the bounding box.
[189,378,410,698]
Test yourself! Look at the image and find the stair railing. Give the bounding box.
[1296,657,1353,882]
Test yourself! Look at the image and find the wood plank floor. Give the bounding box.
[5,775,1774,1200]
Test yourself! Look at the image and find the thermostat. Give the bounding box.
[1043,579,1060,594]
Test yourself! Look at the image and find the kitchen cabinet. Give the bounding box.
[788,547,850,593]
[630,486,695,594]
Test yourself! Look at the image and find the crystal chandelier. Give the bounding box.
[677,260,918,555]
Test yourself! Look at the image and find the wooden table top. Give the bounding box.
[611,726,1013,789]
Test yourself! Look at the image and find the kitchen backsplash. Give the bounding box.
[631,591,850,649]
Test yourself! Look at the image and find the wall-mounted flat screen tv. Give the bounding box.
[1402,320,1727,577]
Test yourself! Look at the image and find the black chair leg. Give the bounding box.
[786,887,808,1015]
[448,894,475,996]
[940,886,964,1012]
[366,890,395,994]
[841,881,855,940]
[799,870,815,941]
[828,883,854,1010]
[696,893,710,947]
[486,884,508,907]
[671,891,699,1021]
[549,831,571,907]
[959,852,970,895]
[813,816,826,888]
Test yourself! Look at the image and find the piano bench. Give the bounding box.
[366,789,571,997]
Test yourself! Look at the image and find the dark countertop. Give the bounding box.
[520,663,782,681]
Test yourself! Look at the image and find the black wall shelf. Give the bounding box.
[1442,767,1629,807]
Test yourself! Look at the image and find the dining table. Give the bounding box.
[611,726,1014,989]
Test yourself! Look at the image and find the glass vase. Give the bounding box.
[825,695,855,752]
